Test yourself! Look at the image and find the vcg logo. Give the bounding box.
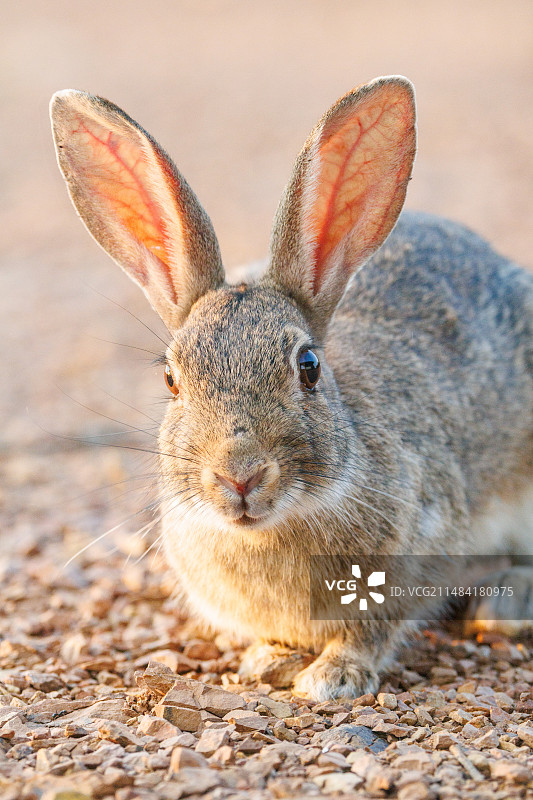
[325,564,386,611]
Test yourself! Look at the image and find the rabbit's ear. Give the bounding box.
[264,77,416,338]
[50,90,225,329]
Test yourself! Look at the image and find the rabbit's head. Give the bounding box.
[50,78,416,534]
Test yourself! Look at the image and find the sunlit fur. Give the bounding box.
[51,78,533,700]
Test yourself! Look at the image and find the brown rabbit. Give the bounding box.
[50,77,533,700]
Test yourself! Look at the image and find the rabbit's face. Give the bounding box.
[159,284,349,532]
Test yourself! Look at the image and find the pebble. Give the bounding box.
[377,692,397,709]
[222,709,269,732]
[24,672,64,693]
[394,746,434,772]
[516,723,533,748]
[169,746,208,771]
[136,715,180,740]
[472,728,500,749]
[197,685,247,717]
[314,724,388,753]
[316,751,350,769]
[153,703,202,732]
[490,759,532,784]
[260,697,294,718]
[195,727,230,756]
[430,731,458,750]
[397,779,430,800]
[312,772,363,793]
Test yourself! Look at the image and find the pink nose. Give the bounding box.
[214,466,267,497]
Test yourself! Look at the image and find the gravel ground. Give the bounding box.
[2,2,533,798]
[1,448,533,799]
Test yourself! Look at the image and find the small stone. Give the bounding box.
[169,746,208,772]
[255,696,293,719]
[97,720,145,747]
[183,640,221,661]
[24,672,64,693]
[430,731,457,750]
[170,766,221,795]
[236,735,263,754]
[397,780,429,800]
[430,666,457,684]
[473,728,499,749]
[490,760,531,784]
[354,709,398,727]
[149,650,199,674]
[35,747,59,772]
[259,651,315,687]
[313,724,387,753]
[517,723,533,748]
[372,720,411,737]
[467,750,490,775]
[393,746,434,772]
[462,723,480,739]
[347,750,378,776]
[195,727,229,756]
[166,732,197,748]
[272,720,298,741]
[414,707,434,725]
[136,715,180,740]
[493,692,514,711]
[366,767,395,793]
[161,682,200,709]
[60,633,87,664]
[209,744,235,765]
[196,685,247,717]
[313,772,363,793]
[153,703,202,732]
[377,692,397,710]
[352,693,375,707]
[317,751,350,769]
[449,708,473,724]
[222,709,269,732]
[136,661,177,696]
[284,714,318,729]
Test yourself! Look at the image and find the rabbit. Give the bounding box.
[50,76,533,701]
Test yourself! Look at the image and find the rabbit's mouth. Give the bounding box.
[232,512,264,528]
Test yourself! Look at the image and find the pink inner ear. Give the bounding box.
[308,86,414,293]
[70,114,177,293]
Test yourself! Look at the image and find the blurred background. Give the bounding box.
[1,0,532,557]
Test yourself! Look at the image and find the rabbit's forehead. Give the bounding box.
[168,286,310,380]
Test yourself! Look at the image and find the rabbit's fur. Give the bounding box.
[50,77,533,700]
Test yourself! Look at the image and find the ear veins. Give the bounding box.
[309,96,413,294]
[71,115,178,303]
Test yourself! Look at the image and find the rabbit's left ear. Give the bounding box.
[50,90,225,329]
[263,77,416,338]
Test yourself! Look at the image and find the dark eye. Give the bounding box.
[299,349,321,390]
[164,364,179,396]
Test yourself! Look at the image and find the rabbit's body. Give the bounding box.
[161,210,533,650]
[51,77,533,699]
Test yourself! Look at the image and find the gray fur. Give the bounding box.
[51,79,533,700]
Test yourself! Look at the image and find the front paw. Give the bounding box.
[292,655,379,701]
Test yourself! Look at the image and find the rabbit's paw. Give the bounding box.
[292,653,379,701]
[239,641,314,688]
[463,566,533,637]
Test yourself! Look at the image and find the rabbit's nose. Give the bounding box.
[214,466,267,497]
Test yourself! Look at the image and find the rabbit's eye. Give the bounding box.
[299,349,321,391]
[164,364,179,396]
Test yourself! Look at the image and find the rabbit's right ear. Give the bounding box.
[263,77,416,339]
[50,90,225,330]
